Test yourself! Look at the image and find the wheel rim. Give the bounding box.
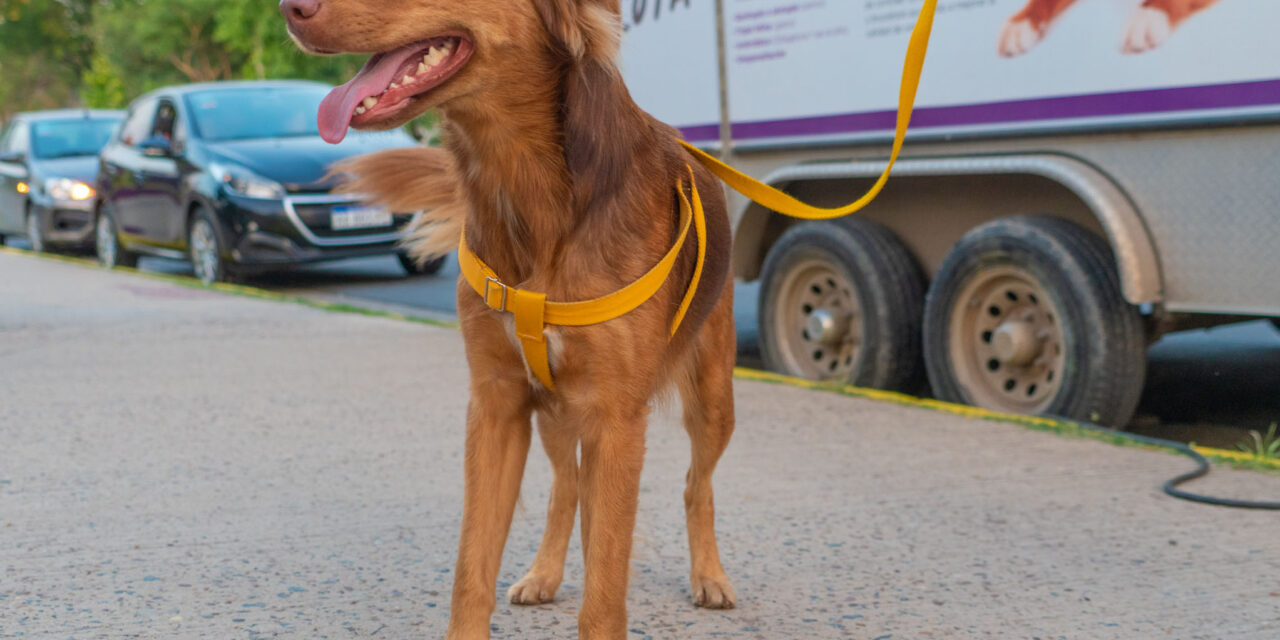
[191,219,219,285]
[26,213,43,252]
[771,257,862,380]
[947,265,1067,413]
[96,214,116,267]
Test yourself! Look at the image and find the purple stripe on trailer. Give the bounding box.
[726,78,1280,140]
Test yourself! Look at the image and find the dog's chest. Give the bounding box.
[500,315,564,388]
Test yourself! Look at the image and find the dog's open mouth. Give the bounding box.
[317,35,472,144]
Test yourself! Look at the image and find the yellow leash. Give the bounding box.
[682,0,937,219]
[457,0,937,389]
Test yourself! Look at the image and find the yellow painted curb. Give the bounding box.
[1191,445,1280,471]
[7,244,1278,474]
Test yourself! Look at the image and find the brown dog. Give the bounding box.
[999,0,1223,56]
[282,1,737,638]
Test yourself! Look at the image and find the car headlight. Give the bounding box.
[210,163,285,200]
[45,178,94,201]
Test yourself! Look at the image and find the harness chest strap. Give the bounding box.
[457,167,707,390]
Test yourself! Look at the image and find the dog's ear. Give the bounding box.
[537,0,637,212]
[534,0,621,63]
[561,58,639,213]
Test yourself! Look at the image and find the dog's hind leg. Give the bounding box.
[675,289,738,609]
[508,408,578,605]
[446,377,534,640]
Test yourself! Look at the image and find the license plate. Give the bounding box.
[331,205,392,230]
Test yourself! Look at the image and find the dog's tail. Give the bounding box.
[330,146,465,264]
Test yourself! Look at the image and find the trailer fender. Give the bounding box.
[733,153,1163,305]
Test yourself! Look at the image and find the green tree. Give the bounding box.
[91,0,232,98]
[211,0,364,84]
[80,51,126,109]
[0,0,95,116]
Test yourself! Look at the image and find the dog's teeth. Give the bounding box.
[417,62,429,75]
[389,82,400,90]
[426,47,444,65]
[441,40,453,52]
[362,96,378,108]
[355,106,367,115]
[402,74,414,84]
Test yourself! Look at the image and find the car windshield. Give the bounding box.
[30,119,120,159]
[185,86,338,142]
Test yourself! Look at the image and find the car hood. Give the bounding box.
[31,155,101,184]
[205,132,417,192]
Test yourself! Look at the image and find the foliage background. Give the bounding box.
[0,0,436,136]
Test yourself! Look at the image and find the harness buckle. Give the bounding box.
[483,276,508,312]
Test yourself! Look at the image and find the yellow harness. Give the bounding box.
[456,0,937,390]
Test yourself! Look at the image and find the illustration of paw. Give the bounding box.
[1122,6,1172,54]
[998,17,1044,57]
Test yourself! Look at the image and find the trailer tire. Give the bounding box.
[758,218,925,392]
[923,216,1145,427]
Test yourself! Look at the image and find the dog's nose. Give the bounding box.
[280,0,321,21]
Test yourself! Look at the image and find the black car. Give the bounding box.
[95,80,435,284]
[0,109,124,252]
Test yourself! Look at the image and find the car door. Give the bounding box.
[0,120,31,234]
[100,98,159,242]
[138,99,187,247]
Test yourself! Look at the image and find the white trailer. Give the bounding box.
[620,0,1280,426]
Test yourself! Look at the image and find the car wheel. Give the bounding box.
[189,209,231,285]
[758,218,925,392]
[398,251,446,276]
[95,205,138,269]
[923,216,1146,427]
[25,209,46,253]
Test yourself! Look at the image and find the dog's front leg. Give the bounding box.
[445,379,534,640]
[576,402,649,639]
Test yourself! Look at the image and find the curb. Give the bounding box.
[6,244,1278,474]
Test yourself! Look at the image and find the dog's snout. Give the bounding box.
[280,0,321,21]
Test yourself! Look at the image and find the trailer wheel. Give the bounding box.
[923,216,1145,427]
[758,218,925,391]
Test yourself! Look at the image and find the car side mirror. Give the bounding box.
[139,136,172,158]
[0,150,24,164]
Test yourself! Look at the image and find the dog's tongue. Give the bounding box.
[318,46,417,144]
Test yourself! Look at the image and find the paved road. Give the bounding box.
[4,250,1280,639]
[133,252,1280,450]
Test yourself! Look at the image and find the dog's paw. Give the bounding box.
[1122,6,1172,54]
[998,18,1043,57]
[691,573,737,609]
[507,571,561,605]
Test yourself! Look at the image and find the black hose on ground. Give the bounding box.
[1067,420,1280,510]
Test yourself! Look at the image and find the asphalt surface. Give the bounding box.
[133,251,1280,450]
[3,250,1280,639]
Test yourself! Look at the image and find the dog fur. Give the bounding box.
[285,1,737,638]
[999,0,1223,56]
